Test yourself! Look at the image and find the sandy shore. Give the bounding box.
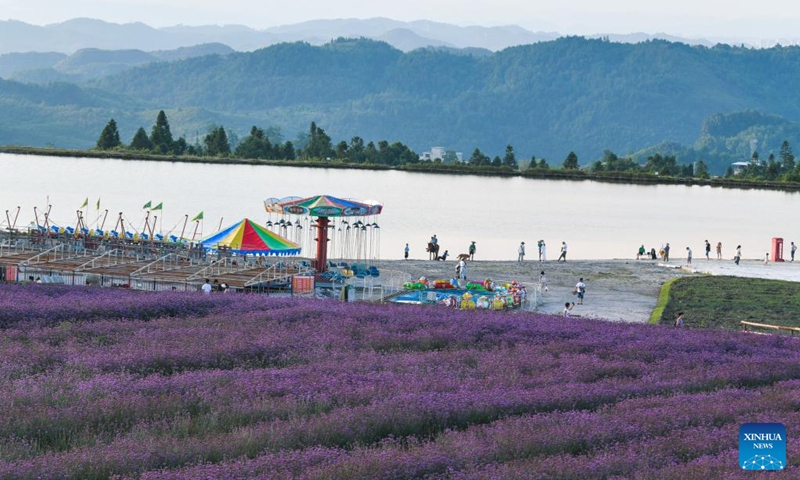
[366,257,800,323]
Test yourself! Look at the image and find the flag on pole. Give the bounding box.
[96,198,101,210]
[79,197,88,209]
[143,200,152,209]
[191,211,204,222]
[152,202,163,211]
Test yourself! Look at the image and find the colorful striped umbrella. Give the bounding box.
[199,218,300,256]
[265,195,383,217]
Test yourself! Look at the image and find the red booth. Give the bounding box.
[772,237,785,262]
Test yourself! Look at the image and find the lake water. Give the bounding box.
[1,153,797,261]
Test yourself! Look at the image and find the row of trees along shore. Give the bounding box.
[96,112,798,183]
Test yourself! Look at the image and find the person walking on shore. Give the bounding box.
[539,271,549,292]
[704,240,711,260]
[518,242,525,262]
[404,243,409,260]
[469,241,476,261]
[792,242,797,262]
[558,241,568,262]
[575,277,586,305]
[664,243,670,262]
[734,245,742,265]
[686,247,692,265]
[540,240,547,261]
[716,241,722,260]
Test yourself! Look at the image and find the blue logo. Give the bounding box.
[739,423,786,470]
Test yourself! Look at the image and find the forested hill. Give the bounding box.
[4,37,800,161]
[89,37,800,162]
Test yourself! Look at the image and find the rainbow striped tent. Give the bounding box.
[199,218,300,256]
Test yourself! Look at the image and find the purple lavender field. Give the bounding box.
[0,283,798,479]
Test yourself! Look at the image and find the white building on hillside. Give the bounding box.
[419,147,463,163]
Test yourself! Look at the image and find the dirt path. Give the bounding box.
[370,259,684,323]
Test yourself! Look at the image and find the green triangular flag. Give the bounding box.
[151,202,163,211]
[143,200,152,209]
[191,211,204,222]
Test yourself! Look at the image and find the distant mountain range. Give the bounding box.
[0,43,234,82]
[0,17,737,57]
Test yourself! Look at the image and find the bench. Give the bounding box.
[741,321,800,336]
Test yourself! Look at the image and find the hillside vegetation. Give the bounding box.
[3,37,800,166]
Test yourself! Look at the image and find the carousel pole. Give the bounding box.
[100,210,109,231]
[315,216,329,273]
[179,215,188,241]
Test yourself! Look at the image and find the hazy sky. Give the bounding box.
[2,0,799,38]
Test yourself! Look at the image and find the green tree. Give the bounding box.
[468,148,488,166]
[335,141,349,159]
[644,154,678,176]
[780,140,795,171]
[537,158,549,170]
[491,155,502,167]
[562,151,579,170]
[694,160,710,179]
[96,118,122,150]
[502,144,518,169]
[766,154,779,180]
[281,141,296,160]
[149,110,175,154]
[364,141,378,163]
[303,122,333,159]
[203,126,230,156]
[235,126,273,159]
[348,136,365,163]
[129,127,153,151]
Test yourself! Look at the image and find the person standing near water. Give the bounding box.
[792,242,797,262]
[716,242,722,260]
[664,243,671,262]
[686,247,692,265]
[704,240,711,260]
[558,241,568,262]
[734,245,742,265]
[518,242,525,262]
[469,241,476,261]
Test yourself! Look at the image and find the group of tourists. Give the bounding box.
[637,239,798,266]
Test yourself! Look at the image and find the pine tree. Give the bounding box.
[562,151,579,170]
[502,144,518,169]
[130,127,153,151]
[96,119,122,150]
[780,140,795,171]
[150,110,174,154]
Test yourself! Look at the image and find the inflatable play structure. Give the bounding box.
[392,276,527,311]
